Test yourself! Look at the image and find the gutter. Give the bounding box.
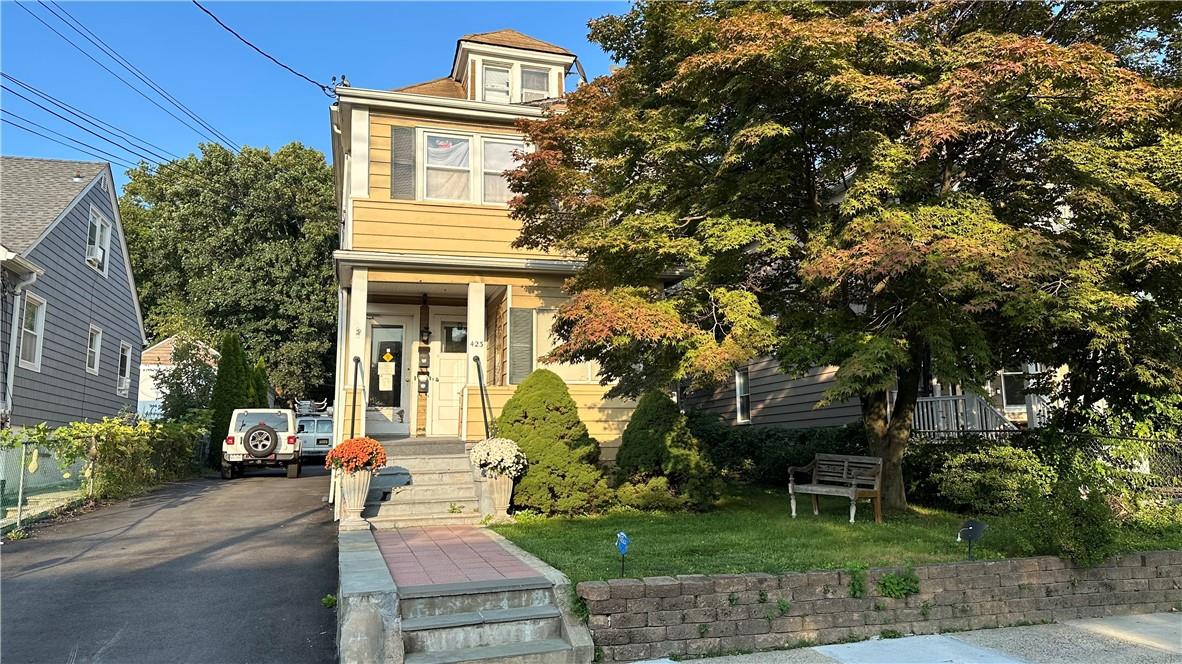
[1,261,41,427]
[335,87,543,123]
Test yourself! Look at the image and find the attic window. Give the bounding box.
[86,206,112,275]
[521,67,549,102]
[482,65,510,103]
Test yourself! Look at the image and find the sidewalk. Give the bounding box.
[642,613,1181,664]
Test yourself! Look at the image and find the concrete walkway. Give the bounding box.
[1,468,338,664]
[373,525,540,586]
[642,613,1181,664]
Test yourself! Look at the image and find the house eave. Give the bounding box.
[334,87,543,124]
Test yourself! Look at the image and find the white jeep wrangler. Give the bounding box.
[221,409,301,479]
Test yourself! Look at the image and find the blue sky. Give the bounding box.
[0,1,626,187]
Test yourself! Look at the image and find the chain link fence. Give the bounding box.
[0,444,84,529]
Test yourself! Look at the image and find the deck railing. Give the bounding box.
[912,394,1017,432]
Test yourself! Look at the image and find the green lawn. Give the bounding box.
[493,486,1182,586]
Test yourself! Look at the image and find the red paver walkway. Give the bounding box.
[373,526,540,587]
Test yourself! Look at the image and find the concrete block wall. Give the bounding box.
[575,551,1182,662]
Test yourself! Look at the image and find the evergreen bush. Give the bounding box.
[691,415,865,486]
[1011,472,1120,567]
[617,391,720,509]
[208,333,252,467]
[934,446,1056,514]
[251,358,271,408]
[495,369,612,515]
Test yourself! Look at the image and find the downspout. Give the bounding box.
[3,271,38,427]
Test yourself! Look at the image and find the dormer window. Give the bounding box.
[520,67,549,102]
[482,64,511,103]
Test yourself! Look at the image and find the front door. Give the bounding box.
[366,316,412,437]
[429,314,468,437]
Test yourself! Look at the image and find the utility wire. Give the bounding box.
[1,113,138,169]
[3,73,180,162]
[191,0,336,98]
[2,83,164,166]
[12,0,232,149]
[42,0,241,151]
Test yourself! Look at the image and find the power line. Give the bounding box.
[3,72,180,162]
[12,0,233,149]
[1,83,163,166]
[1,114,138,169]
[191,0,336,98]
[42,0,241,151]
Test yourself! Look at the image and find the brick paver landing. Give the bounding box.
[373,526,540,587]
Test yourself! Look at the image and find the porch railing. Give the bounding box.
[912,394,1017,432]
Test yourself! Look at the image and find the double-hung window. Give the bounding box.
[482,139,524,205]
[18,293,46,371]
[86,325,103,375]
[735,367,751,423]
[117,342,132,396]
[520,67,550,102]
[424,134,471,201]
[86,206,112,275]
[482,64,511,103]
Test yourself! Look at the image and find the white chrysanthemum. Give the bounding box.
[469,437,528,479]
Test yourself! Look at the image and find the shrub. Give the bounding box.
[933,446,1055,514]
[615,476,687,511]
[617,392,721,509]
[208,333,252,466]
[690,415,865,486]
[495,369,612,515]
[1011,472,1120,567]
[49,417,204,499]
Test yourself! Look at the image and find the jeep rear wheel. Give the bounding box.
[243,424,279,458]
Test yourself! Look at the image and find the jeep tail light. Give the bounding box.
[224,436,234,446]
[287,435,297,447]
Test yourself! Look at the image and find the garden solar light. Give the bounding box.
[958,520,987,560]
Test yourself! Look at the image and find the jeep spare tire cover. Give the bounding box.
[244,423,280,458]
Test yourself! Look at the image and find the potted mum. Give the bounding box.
[469,437,527,519]
[325,436,387,529]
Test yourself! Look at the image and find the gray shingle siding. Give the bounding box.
[685,357,862,429]
[8,178,142,428]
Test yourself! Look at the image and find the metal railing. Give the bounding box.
[472,356,496,439]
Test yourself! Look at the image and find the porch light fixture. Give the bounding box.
[419,327,432,344]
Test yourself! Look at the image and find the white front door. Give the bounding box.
[429,314,468,438]
[366,315,413,437]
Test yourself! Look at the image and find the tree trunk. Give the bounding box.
[861,343,925,511]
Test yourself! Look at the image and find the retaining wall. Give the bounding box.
[575,551,1182,662]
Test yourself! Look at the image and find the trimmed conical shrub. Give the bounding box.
[616,390,721,509]
[208,333,251,467]
[495,369,611,515]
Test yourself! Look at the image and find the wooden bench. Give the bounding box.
[788,453,883,523]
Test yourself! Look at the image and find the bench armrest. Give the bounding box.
[787,461,815,485]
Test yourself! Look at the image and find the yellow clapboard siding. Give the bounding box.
[371,135,391,151]
[354,221,522,243]
[464,385,635,450]
[371,114,519,136]
[510,284,568,308]
[354,234,553,258]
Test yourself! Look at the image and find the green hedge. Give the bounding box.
[687,411,866,486]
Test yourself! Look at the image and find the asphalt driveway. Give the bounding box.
[1,467,337,664]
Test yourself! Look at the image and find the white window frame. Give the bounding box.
[481,62,512,103]
[481,137,526,205]
[117,341,132,396]
[86,325,103,375]
[735,367,751,423]
[85,205,112,276]
[18,292,46,372]
[416,128,529,206]
[520,66,551,102]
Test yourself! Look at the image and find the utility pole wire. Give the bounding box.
[42,0,241,151]
[1,114,139,169]
[1,83,164,166]
[190,0,336,98]
[3,73,180,162]
[12,0,233,149]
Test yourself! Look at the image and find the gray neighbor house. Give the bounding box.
[1,156,146,431]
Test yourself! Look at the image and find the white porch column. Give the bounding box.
[466,282,486,386]
[346,267,368,440]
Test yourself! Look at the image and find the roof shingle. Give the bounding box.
[0,156,106,254]
[460,29,574,56]
[393,77,467,99]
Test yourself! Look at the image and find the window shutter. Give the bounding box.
[390,127,415,200]
[508,308,534,384]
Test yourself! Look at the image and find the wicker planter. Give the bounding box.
[339,470,373,530]
[488,474,513,518]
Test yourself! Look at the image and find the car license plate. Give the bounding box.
[317,439,330,446]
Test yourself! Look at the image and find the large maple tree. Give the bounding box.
[509,1,1182,508]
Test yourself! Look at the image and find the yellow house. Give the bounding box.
[329,30,633,462]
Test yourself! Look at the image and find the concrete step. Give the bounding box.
[366,513,484,528]
[391,482,479,501]
[400,578,555,619]
[403,638,574,664]
[385,439,468,456]
[385,455,472,473]
[403,606,562,653]
[374,497,479,517]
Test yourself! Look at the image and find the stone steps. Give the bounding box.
[367,512,483,527]
[399,577,577,664]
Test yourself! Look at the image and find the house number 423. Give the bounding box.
[469,340,484,348]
